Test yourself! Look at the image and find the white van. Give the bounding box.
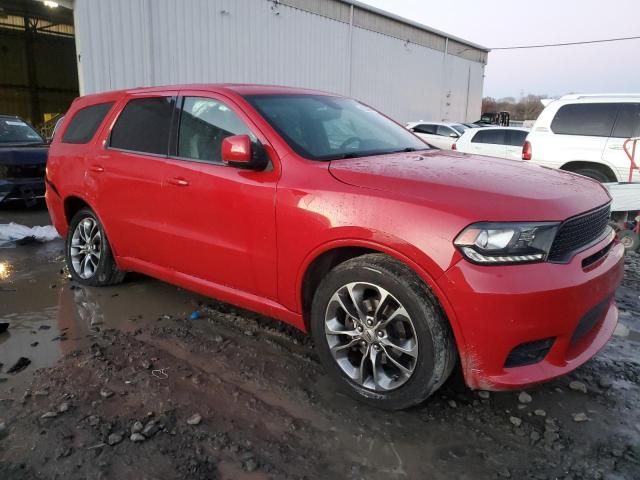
[524,94,640,182]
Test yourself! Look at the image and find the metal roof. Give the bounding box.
[278,0,488,62]
[346,0,489,52]
[24,0,488,58]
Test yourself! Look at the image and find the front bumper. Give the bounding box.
[0,177,45,203]
[439,230,624,390]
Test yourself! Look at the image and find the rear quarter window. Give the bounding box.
[62,102,114,144]
[612,103,640,138]
[507,130,528,146]
[471,129,506,144]
[550,103,618,137]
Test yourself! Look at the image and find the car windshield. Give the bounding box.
[244,94,429,161]
[451,124,467,134]
[0,118,44,144]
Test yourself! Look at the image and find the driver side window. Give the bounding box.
[177,97,254,163]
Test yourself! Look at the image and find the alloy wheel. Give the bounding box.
[70,217,102,279]
[324,282,418,391]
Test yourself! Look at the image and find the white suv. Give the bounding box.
[454,126,529,160]
[524,94,640,182]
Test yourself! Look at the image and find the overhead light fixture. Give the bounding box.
[43,1,59,8]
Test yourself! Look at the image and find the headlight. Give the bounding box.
[454,222,559,264]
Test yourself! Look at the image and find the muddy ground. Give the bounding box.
[0,204,639,480]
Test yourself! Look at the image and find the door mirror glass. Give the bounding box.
[222,135,252,166]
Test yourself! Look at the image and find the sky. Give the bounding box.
[360,0,640,99]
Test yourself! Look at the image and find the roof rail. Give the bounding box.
[560,93,640,100]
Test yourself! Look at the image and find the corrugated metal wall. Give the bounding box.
[73,0,486,122]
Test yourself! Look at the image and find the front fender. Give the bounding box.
[294,230,468,356]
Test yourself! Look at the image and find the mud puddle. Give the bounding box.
[0,207,639,480]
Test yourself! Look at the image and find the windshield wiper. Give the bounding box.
[386,147,431,154]
[327,152,364,160]
[326,147,430,161]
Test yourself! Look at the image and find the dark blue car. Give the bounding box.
[0,115,48,205]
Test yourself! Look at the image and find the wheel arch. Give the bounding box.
[560,161,618,182]
[64,195,93,225]
[63,195,120,259]
[297,239,467,354]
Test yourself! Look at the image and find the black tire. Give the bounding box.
[572,167,614,183]
[310,253,456,410]
[66,208,125,286]
[618,229,640,252]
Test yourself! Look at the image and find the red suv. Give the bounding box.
[46,85,624,409]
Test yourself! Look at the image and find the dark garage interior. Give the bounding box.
[0,0,77,137]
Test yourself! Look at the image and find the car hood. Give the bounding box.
[0,144,48,166]
[328,150,611,222]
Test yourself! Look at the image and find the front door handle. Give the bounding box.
[608,145,624,150]
[89,165,104,173]
[167,177,190,187]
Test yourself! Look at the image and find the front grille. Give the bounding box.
[548,203,610,262]
[6,164,45,179]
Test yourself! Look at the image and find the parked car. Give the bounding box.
[0,115,48,205]
[524,94,640,182]
[454,126,529,161]
[405,121,467,149]
[46,85,623,410]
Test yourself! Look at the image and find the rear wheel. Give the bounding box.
[571,167,615,183]
[310,254,456,410]
[66,208,125,286]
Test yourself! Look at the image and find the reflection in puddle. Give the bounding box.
[0,242,207,397]
[0,260,11,281]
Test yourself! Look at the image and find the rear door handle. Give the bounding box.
[608,145,624,150]
[167,177,190,187]
[89,165,104,173]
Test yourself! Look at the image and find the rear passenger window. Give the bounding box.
[507,130,528,146]
[612,104,640,138]
[110,97,174,155]
[62,102,113,144]
[472,129,506,144]
[551,103,618,137]
[177,97,253,163]
[436,125,455,137]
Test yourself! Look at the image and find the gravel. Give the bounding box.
[187,414,202,426]
[518,392,533,404]
[568,381,588,393]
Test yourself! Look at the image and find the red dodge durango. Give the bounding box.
[45,84,624,409]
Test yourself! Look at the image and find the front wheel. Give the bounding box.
[310,254,456,410]
[66,208,125,286]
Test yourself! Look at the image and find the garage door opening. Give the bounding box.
[0,0,77,138]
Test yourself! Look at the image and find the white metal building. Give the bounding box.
[69,0,488,123]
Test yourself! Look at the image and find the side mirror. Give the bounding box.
[449,132,459,138]
[222,135,252,167]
